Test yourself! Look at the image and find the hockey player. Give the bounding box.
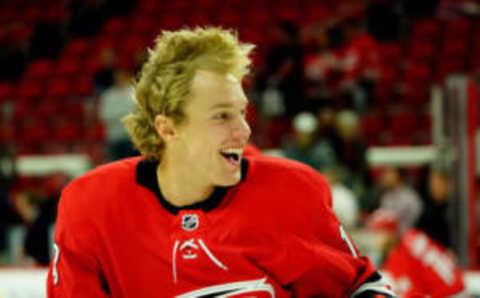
[47,27,395,298]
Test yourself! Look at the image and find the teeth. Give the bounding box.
[221,148,243,155]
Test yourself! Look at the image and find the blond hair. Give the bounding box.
[123,27,254,161]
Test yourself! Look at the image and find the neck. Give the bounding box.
[156,159,215,207]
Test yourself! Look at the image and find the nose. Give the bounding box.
[232,116,251,141]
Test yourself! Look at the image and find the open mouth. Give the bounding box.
[220,149,242,167]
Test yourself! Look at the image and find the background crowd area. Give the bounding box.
[0,0,479,271]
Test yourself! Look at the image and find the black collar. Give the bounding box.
[136,158,249,215]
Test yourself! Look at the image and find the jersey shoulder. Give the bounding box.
[60,157,143,215]
[245,155,333,207]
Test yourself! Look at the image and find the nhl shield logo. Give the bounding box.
[182,214,199,231]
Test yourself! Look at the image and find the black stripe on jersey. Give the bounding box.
[196,289,237,297]
[136,158,249,215]
[353,290,395,298]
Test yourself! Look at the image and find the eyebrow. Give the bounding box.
[209,101,248,110]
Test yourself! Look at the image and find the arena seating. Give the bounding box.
[0,0,478,158]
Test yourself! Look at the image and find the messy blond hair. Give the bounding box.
[123,27,254,161]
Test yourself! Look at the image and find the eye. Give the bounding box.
[240,109,247,117]
[214,112,231,120]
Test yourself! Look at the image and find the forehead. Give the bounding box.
[188,70,247,108]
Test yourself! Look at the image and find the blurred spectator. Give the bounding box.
[0,23,29,81]
[338,15,380,111]
[323,166,359,229]
[24,193,58,265]
[304,14,380,112]
[94,47,117,90]
[382,228,470,297]
[283,112,336,170]
[257,21,304,117]
[0,148,14,262]
[99,69,137,161]
[416,167,453,248]
[374,167,423,233]
[332,110,371,206]
[5,189,57,265]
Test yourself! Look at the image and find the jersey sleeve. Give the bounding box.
[46,183,110,298]
[263,169,396,297]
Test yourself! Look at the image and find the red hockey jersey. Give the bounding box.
[47,155,394,297]
[382,229,467,297]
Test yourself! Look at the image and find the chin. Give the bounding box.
[215,171,242,187]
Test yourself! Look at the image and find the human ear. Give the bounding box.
[154,115,177,142]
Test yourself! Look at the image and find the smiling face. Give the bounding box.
[162,70,251,187]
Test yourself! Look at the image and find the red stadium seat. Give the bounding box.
[72,76,94,97]
[130,16,156,35]
[273,6,301,23]
[0,124,14,144]
[0,82,13,102]
[247,9,273,27]
[158,13,184,30]
[20,121,51,147]
[17,79,44,101]
[411,18,440,42]
[401,63,432,106]
[303,3,331,26]
[361,113,385,142]
[6,24,33,45]
[379,66,399,87]
[0,8,16,24]
[12,101,31,122]
[443,17,471,38]
[441,37,468,58]
[45,77,72,99]
[102,17,128,40]
[216,10,242,28]
[162,0,191,12]
[373,85,395,106]
[119,35,148,58]
[196,0,217,10]
[84,56,103,76]
[402,83,430,107]
[408,40,434,62]
[116,53,135,71]
[53,58,82,77]
[188,12,213,27]
[23,7,42,23]
[63,102,86,122]
[378,42,402,65]
[389,113,420,137]
[433,58,465,82]
[403,63,432,86]
[136,0,162,16]
[43,6,68,23]
[63,38,92,58]
[384,134,414,146]
[35,101,61,120]
[52,121,83,144]
[85,121,106,143]
[24,59,54,79]
[93,36,116,52]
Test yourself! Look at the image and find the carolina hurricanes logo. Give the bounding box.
[176,278,275,298]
